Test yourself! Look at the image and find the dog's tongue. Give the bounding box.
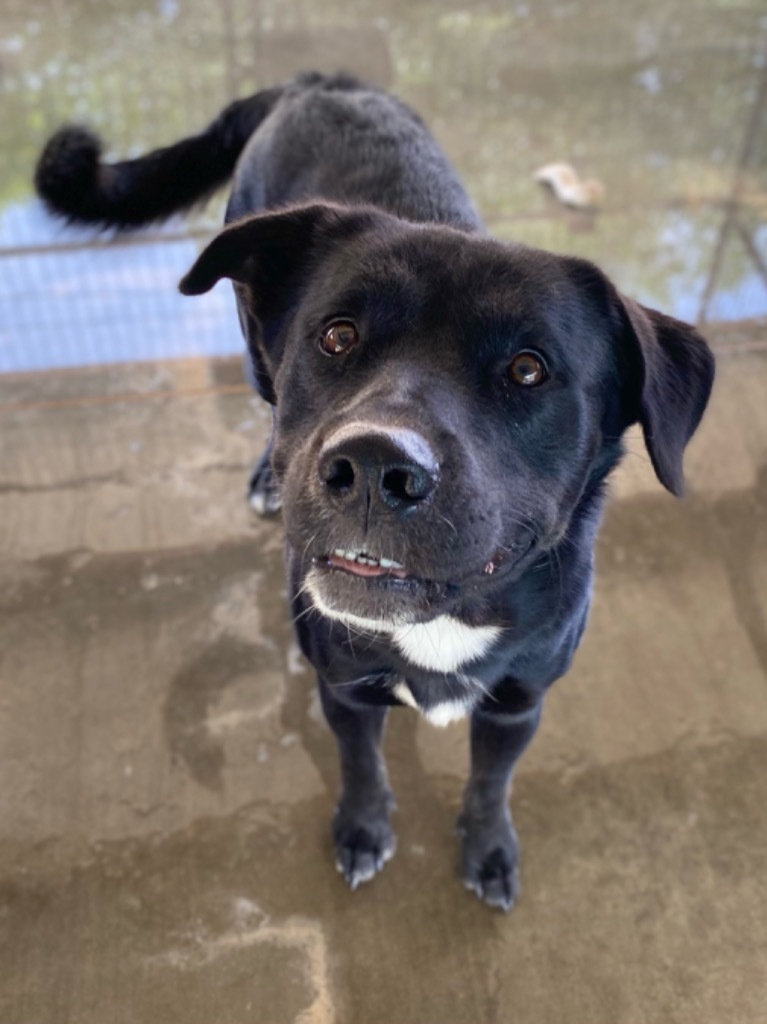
[328,553,407,579]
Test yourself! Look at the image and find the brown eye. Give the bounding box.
[320,321,358,356]
[508,350,547,387]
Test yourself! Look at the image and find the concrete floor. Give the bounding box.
[2,2,767,1022]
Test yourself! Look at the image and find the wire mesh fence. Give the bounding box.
[2,0,766,377]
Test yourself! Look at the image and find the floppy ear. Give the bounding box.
[180,202,346,298]
[179,202,379,403]
[619,294,715,496]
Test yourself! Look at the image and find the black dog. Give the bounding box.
[35,72,714,910]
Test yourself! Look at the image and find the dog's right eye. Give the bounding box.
[319,321,359,356]
[507,349,548,387]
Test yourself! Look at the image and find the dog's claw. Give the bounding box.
[247,453,282,516]
[463,848,518,912]
[459,815,520,912]
[477,851,518,912]
[333,817,396,892]
[336,848,377,890]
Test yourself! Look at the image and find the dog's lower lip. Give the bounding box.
[315,537,537,587]
[325,553,409,580]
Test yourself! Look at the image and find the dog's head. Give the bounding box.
[181,202,714,627]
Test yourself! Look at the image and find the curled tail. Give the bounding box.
[34,87,283,229]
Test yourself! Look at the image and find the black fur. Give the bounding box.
[36,73,715,910]
[35,88,283,227]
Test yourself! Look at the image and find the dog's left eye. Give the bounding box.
[507,350,548,387]
[319,321,359,356]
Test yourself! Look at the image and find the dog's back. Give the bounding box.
[35,72,482,234]
[229,74,482,230]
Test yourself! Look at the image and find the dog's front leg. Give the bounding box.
[318,677,396,891]
[458,696,542,911]
[247,412,281,515]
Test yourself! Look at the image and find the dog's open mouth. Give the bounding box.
[326,548,409,580]
[307,536,540,628]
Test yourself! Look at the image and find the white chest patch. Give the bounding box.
[391,616,501,673]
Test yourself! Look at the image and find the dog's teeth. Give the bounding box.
[331,549,403,570]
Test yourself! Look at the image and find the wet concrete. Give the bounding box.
[1,348,767,1023]
[2,1,767,1021]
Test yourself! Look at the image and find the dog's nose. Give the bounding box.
[318,425,438,511]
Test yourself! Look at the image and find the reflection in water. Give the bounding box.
[1,0,766,371]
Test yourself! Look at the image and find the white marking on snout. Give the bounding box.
[305,573,395,634]
[322,422,439,476]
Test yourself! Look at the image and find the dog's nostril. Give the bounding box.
[323,457,355,493]
[381,465,431,505]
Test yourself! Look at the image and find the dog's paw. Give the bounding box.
[457,812,520,912]
[333,802,396,891]
[247,456,282,516]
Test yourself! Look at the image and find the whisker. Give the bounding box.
[435,511,459,536]
[291,603,316,627]
[330,672,385,688]
[467,674,498,703]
